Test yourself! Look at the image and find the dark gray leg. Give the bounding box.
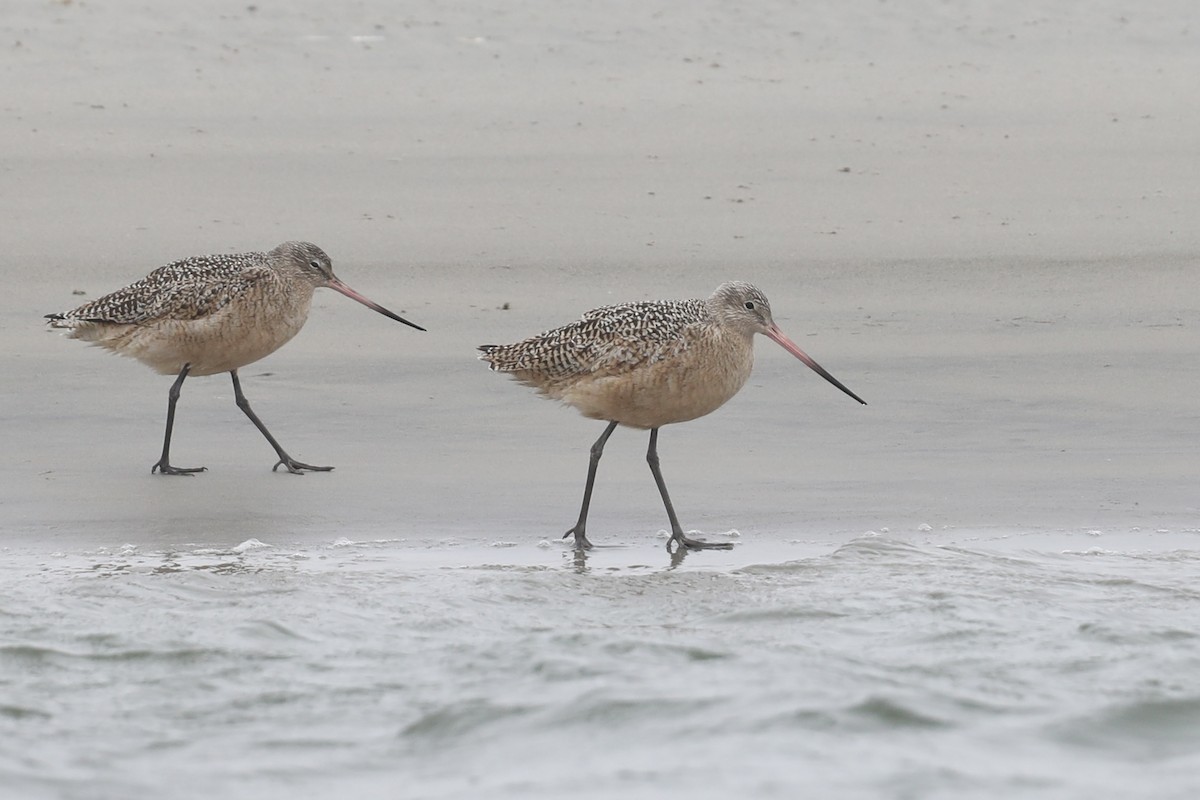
[230,370,332,474]
[152,364,207,475]
[562,420,619,550]
[646,428,733,552]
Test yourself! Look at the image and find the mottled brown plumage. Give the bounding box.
[479,281,865,553]
[48,241,424,474]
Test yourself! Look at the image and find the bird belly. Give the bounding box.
[559,347,754,429]
[75,297,313,377]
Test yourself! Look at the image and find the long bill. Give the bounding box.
[327,277,426,331]
[765,324,866,405]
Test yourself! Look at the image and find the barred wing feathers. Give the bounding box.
[478,299,705,384]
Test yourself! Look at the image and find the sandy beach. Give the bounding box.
[6,0,1198,548]
[2,2,1199,797]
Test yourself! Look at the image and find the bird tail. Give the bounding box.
[477,343,533,373]
[45,312,100,340]
[476,344,504,369]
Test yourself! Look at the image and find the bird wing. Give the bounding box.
[483,299,703,379]
[57,254,272,324]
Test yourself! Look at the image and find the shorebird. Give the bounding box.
[47,241,424,475]
[478,281,865,552]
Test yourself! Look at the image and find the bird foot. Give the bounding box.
[272,457,334,474]
[668,532,735,552]
[561,527,594,550]
[151,461,208,476]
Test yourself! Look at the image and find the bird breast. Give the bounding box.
[90,277,317,377]
[558,326,756,429]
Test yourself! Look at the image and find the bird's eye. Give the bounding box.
[309,260,322,270]
[744,301,756,310]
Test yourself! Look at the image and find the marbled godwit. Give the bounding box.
[46,241,424,475]
[478,281,865,552]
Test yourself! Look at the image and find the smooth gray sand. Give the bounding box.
[2,2,1199,797]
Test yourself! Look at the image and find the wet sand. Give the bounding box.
[3,0,1199,552]
[5,5,1200,799]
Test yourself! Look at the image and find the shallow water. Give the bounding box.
[3,529,1199,799]
[5,0,1200,797]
